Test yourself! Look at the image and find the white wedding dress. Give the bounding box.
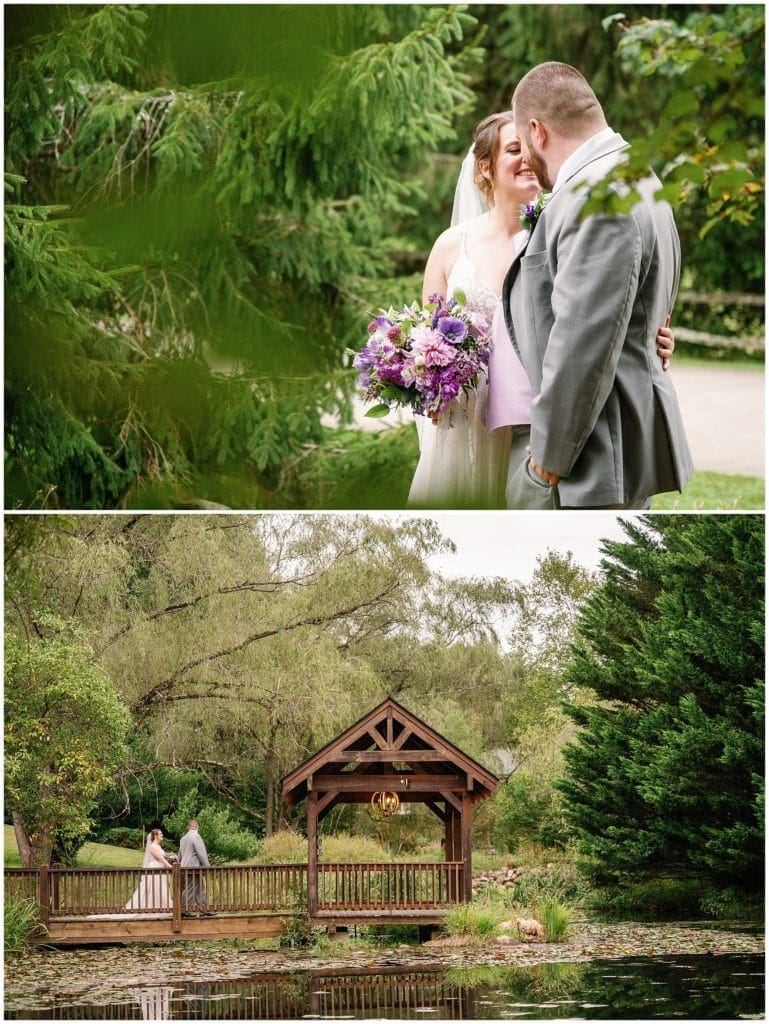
[125,838,172,911]
[407,225,512,508]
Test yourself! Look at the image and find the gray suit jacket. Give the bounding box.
[502,130,693,506]
[179,829,209,868]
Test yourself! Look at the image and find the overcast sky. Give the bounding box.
[376,511,645,584]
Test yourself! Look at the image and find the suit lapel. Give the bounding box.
[501,235,530,362]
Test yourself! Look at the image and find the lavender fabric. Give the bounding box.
[485,300,533,431]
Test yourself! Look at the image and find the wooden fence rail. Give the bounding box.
[675,291,764,352]
[5,864,308,918]
[5,862,461,919]
[317,862,463,910]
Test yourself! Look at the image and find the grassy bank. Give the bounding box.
[4,826,143,869]
[652,471,764,510]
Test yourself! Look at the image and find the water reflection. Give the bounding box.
[7,954,763,1020]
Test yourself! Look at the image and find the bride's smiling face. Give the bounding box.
[485,123,540,204]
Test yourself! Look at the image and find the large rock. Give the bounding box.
[516,917,545,941]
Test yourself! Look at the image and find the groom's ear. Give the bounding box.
[530,119,547,148]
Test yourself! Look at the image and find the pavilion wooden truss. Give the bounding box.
[282,696,498,918]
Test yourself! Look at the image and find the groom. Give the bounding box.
[499,62,693,509]
[179,819,214,917]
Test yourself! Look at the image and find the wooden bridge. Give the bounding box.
[5,859,465,945]
[6,698,495,946]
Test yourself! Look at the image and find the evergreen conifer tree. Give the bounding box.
[558,515,764,900]
[5,5,478,507]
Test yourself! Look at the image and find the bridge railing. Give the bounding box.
[5,864,308,919]
[6,861,461,920]
[317,861,463,910]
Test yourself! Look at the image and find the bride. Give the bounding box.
[407,112,675,508]
[125,829,174,911]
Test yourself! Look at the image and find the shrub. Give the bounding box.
[587,877,705,920]
[493,774,570,852]
[257,830,393,865]
[698,885,763,921]
[164,792,258,863]
[538,898,571,942]
[256,830,307,864]
[443,901,504,940]
[98,827,145,850]
[5,896,42,953]
[322,833,390,863]
[505,862,590,912]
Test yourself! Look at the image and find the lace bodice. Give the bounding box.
[446,228,499,322]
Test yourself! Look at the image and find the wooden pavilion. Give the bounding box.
[282,696,498,924]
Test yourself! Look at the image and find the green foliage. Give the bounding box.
[538,898,571,942]
[504,861,591,914]
[5,5,480,507]
[587,877,709,921]
[256,829,392,864]
[443,900,504,939]
[4,897,42,954]
[585,9,764,242]
[97,827,147,850]
[558,516,764,897]
[320,833,392,863]
[164,789,258,863]
[493,773,569,852]
[4,617,131,866]
[255,829,307,865]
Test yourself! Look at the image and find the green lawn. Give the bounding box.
[652,471,764,511]
[4,826,144,869]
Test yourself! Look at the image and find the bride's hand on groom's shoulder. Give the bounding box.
[657,316,674,372]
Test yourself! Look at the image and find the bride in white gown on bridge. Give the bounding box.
[407,112,675,509]
[125,828,173,911]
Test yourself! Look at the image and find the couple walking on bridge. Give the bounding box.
[125,820,213,915]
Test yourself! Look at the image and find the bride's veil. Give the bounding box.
[450,145,487,227]
[142,832,155,867]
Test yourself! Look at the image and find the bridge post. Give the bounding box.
[38,865,50,930]
[172,861,181,932]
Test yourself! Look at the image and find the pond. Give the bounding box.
[5,953,763,1020]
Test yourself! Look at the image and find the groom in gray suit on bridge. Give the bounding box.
[501,62,693,509]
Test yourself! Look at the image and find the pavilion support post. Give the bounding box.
[461,793,473,902]
[444,810,454,862]
[307,791,318,918]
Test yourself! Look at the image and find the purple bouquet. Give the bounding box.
[352,292,491,418]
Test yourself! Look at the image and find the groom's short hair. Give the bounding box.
[512,62,606,137]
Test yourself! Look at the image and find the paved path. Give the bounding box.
[346,362,765,479]
[670,363,764,477]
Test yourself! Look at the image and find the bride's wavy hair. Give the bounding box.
[472,112,516,206]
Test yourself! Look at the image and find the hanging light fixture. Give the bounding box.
[370,790,400,816]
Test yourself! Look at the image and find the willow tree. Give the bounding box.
[5,5,479,508]
[5,513,459,835]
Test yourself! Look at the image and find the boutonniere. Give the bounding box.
[519,192,552,231]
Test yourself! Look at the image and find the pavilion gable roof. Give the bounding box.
[282,696,498,807]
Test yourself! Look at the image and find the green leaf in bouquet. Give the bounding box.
[451,289,467,305]
[364,404,391,418]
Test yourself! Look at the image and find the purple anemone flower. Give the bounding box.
[437,316,468,344]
